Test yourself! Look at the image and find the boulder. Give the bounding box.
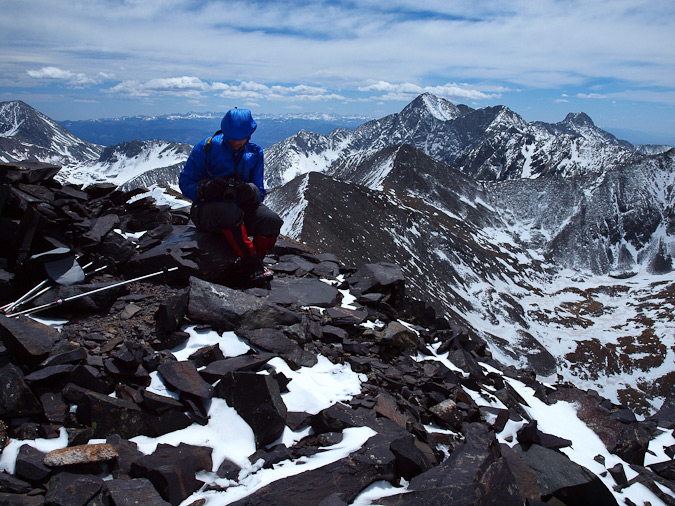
[104,477,170,506]
[44,443,118,467]
[44,472,103,506]
[157,361,214,399]
[0,363,43,417]
[213,371,288,448]
[188,277,301,331]
[267,277,340,308]
[516,444,618,505]
[130,443,212,505]
[239,328,317,369]
[0,315,58,364]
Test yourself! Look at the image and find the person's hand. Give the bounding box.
[236,182,260,204]
[197,178,231,200]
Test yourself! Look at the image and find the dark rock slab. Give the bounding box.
[326,307,368,327]
[78,213,120,250]
[14,445,51,484]
[130,443,212,506]
[380,424,521,506]
[347,263,406,308]
[188,276,301,331]
[155,290,188,339]
[0,315,58,363]
[106,434,145,479]
[104,477,171,506]
[239,328,317,369]
[229,433,396,506]
[0,473,32,494]
[188,343,225,367]
[267,277,340,308]
[0,363,42,417]
[198,352,275,383]
[44,472,103,506]
[157,360,214,399]
[213,371,287,448]
[610,423,652,466]
[517,443,618,505]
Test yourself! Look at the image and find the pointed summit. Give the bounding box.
[562,112,595,128]
[401,93,463,122]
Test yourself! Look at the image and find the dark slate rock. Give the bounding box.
[648,459,675,480]
[157,360,214,399]
[517,444,618,505]
[75,391,145,439]
[15,445,51,484]
[499,443,541,503]
[130,443,212,506]
[0,315,58,363]
[41,347,87,367]
[228,433,396,506]
[390,433,434,481]
[267,277,340,308]
[141,389,186,415]
[317,493,348,506]
[347,263,406,307]
[104,477,170,506]
[199,353,276,383]
[188,343,225,367]
[610,423,652,466]
[24,364,74,384]
[380,320,419,351]
[311,403,377,435]
[39,391,67,424]
[155,290,188,339]
[213,371,287,448]
[380,424,521,506]
[106,435,145,479]
[608,463,628,487]
[0,493,45,505]
[0,363,43,417]
[98,229,136,265]
[248,444,293,469]
[68,365,115,395]
[0,472,32,494]
[188,277,301,331]
[78,213,120,250]
[216,458,242,480]
[325,307,368,327]
[239,328,317,369]
[44,472,102,506]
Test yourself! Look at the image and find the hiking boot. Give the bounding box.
[242,255,273,286]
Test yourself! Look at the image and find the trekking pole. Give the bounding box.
[1,279,50,314]
[7,267,178,318]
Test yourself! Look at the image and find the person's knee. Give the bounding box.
[263,212,283,237]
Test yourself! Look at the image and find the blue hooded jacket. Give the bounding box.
[179,109,266,204]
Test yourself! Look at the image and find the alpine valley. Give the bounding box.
[1,95,674,416]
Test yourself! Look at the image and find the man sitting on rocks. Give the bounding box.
[179,108,283,285]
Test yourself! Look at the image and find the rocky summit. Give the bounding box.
[0,164,674,505]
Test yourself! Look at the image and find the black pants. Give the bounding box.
[190,201,283,238]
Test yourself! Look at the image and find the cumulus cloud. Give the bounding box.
[26,66,107,87]
[105,76,209,97]
[359,81,501,101]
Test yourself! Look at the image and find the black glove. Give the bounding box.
[236,182,261,204]
[197,178,231,200]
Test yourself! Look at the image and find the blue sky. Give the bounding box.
[2,0,674,144]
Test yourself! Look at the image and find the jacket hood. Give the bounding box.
[221,109,257,140]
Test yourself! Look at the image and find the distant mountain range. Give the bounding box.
[2,96,674,415]
[58,112,370,148]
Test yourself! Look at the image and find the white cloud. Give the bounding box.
[359,81,500,101]
[577,93,610,99]
[26,67,105,88]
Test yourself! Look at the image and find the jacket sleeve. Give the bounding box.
[252,146,266,202]
[179,142,207,203]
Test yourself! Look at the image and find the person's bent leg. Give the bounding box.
[245,204,284,259]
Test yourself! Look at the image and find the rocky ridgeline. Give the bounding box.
[0,161,674,506]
